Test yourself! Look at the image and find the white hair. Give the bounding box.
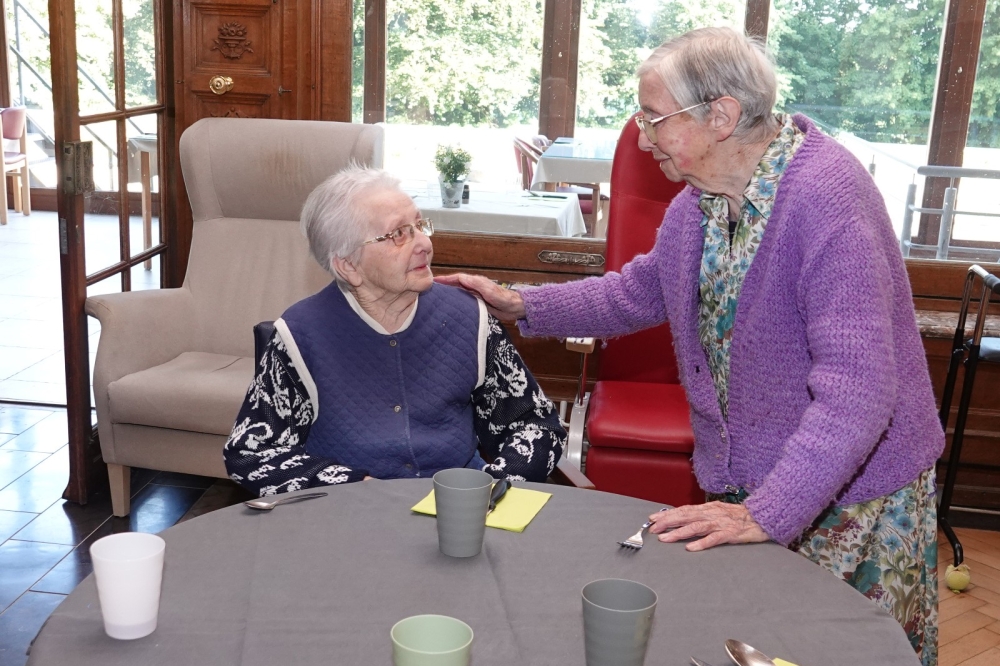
[300,164,401,274]
[637,27,780,143]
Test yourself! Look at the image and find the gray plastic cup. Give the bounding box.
[581,578,658,666]
[432,468,492,557]
[391,614,473,666]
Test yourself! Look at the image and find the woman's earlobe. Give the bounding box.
[332,255,364,288]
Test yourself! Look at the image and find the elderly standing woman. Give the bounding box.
[224,165,565,495]
[440,27,943,664]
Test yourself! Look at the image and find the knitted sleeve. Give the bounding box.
[474,316,566,482]
[516,240,668,339]
[743,215,898,545]
[223,330,369,497]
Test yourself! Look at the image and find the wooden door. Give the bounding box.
[178,0,289,125]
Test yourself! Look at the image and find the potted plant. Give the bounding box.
[434,145,472,208]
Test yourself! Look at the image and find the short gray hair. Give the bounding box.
[637,27,779,143]
[300,164,401,273]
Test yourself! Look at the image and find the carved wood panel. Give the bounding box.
[179,0,284,130]
[192,5,272,73]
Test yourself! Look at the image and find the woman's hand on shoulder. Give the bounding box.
[647,502,770,551]
[435,273,526,321]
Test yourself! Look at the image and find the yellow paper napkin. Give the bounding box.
[410,486,552,533]
[774,659,798,666]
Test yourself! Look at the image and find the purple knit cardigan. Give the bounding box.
[519,114,944,545]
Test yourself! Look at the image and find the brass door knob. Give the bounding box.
[209,75,234,95]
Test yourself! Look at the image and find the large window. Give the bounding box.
[955,0,1000,247]
[575,0,742,140]
[769,0,945,240]
[382,0,544,188]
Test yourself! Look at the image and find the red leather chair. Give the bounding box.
[576,114,704,507]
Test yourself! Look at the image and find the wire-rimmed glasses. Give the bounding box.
[362,218,434,247]
[634,100,714,143]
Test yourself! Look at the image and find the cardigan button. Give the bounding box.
[393,405,401,413]
[389,340,397,347]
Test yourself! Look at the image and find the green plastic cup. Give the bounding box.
[391,614,474,666]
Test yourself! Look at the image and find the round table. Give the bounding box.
[27,481,919,665]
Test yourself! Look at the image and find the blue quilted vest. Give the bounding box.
[280,282,483,478]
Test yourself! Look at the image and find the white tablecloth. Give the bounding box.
[411,190,587,238]
[531,138,615,189]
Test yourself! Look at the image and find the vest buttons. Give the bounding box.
[389,339,397,347]
[393,405,401,413]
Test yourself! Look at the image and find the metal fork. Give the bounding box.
[618,507,669,550]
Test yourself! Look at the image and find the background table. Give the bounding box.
[531,138,616,190]
[27,482,918,666]
[411,190,587,237]
[126,134,158,270]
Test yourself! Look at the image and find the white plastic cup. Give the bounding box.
[90,532,166,640]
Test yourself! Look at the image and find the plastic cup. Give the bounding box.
[391,614,473,666]
[581,578,658,666]
[90,532,166,640]
[432,468,492,557]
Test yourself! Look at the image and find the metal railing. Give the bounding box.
[900,165,1000,262]
[10,0,145,184]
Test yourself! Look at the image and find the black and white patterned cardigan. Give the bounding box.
[224,314,566,497]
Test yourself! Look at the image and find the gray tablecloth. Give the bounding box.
[28,481,919,665]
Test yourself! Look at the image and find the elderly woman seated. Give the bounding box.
[223,166,566,496]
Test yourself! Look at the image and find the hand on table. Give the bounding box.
[434,273,525,321]
[647,502,770,552]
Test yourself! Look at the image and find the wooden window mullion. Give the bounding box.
[916,0,988,248]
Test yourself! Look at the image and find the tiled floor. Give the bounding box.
[0,209,160,404]
[0,401,998,665]
[0,403,251,666]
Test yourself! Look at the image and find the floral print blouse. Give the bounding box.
[697,113,806,417]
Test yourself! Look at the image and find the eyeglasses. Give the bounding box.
[634,100,714,143]
[362,218,434,247]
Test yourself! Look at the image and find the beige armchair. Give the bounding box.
[86,118,384,516]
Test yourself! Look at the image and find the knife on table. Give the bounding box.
[487,479,512,515]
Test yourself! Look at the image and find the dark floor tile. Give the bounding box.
[129,484,205,535]
[0,540,72,612]
[0,447,67,513]
[0,451,49,491]
[0,591,66,666]
[0,412,68,453]
[29,517,127,595]
[151,470,217,490]
[177,479,252,524]
[0,406,53,436]
[130,467,158,494]
[11,491,112,546]
[0,511,36,543]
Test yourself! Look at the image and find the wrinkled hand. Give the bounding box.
[647,502,770,552]
[434,273,526,321]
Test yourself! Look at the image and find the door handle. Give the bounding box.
[209,75,234,95]
[278,86,291,96]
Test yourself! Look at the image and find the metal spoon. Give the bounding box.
[243,492,328,511]
[725,639,776,666]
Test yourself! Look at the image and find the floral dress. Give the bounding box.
[697,114,937,665]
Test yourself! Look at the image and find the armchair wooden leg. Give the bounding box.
[20,165,30,215]
[11,174,21,213]
[0,173,8,225]
[108,463,131,517]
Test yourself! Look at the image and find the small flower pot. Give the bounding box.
[439,176,465,209]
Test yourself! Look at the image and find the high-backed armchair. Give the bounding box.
[568,114,704,508]
[86,119,384,516]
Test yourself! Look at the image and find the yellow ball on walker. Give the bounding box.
[945,563,971,592]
